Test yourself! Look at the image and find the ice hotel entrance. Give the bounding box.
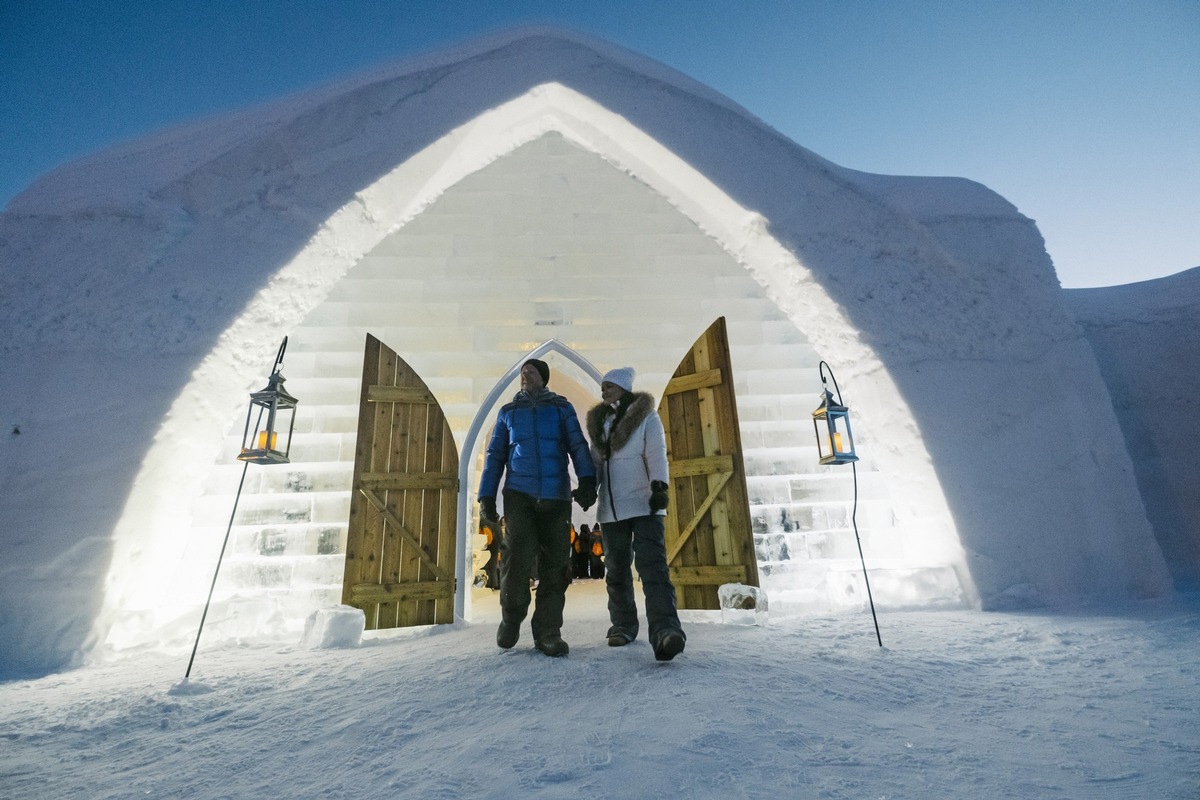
[338,317,759,631]
[142,131,965,650]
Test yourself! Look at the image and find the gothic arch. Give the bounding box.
[100,82,967,652]
[455,339,603,620]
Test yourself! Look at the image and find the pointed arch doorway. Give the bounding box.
[458,321,759,621]
[456,340,603,622]
[339,325,759,629]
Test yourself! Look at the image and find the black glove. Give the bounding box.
[479,497,499,526]
[649,480,669,513]
[572,476,597,511]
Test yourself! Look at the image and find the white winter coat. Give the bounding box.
[586,392,670,523]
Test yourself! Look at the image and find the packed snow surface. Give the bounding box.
[1,583,1196,799]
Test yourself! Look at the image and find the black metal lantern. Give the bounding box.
[184,336,299,683]
[812,360,880,646]
[812,375,858,465]
[237,338,298,465]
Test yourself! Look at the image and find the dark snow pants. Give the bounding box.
[499,491,572,640]
[601,514,685,647]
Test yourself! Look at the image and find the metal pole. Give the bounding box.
[851,461,883,647]
[185,460,250,679]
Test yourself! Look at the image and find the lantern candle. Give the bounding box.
[257,430,278,451]
[820,432,845,458]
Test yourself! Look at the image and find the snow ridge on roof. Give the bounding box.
[7,26,772,213]
[1064,264,1200,318]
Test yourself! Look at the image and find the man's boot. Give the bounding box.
[497,618,520,649]
[534,634,569,657]
[653,632,685,662]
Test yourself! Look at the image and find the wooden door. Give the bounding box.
[342,334,458,628]
[658,317,759,609]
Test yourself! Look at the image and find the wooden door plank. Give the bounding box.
[376,348,404,629]
[368,343,396,624]
[346,580,454,604]
[360,472,458,490]
[663,390,688,560]
[664,368,723,396]
[397,395,428,628]
[416,402,445,625]
[712,319,760,588]
[367,385,437,404]
[669,565,748,585]
[668,454,734,478]
[673,361,703,608]
[700,382,737,575]
[680,366,710,608]
[434,418,457,624]
[342,334,381,623]
[691,334,721,608]
[675,392,701,527]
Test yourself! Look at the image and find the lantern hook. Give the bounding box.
[818,360,845,406]
[272,336,288,374]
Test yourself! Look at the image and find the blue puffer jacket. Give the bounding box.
[479,389,595,502]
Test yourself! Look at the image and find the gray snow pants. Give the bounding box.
[601,514,685,648]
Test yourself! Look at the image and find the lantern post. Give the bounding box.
[185,337,298,679]
[812,361,881,647]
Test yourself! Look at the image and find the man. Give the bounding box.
[586,367,686,662]
[478,358,596,657]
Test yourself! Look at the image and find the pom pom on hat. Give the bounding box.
[601,367,635,393]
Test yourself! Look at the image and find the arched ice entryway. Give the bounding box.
[99,84,969,656]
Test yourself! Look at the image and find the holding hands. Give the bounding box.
[572,476,597,511]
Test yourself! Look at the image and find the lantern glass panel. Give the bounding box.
[237,379,298,465]
[825,411,857,463]
[812,392,858,466]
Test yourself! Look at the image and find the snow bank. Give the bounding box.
[1065,266,1200,590]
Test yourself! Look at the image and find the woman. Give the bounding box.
[586,367,686,661]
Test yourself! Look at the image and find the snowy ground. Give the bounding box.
[2,582,1196,799]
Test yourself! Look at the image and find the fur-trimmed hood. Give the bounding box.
[587,391,656,457]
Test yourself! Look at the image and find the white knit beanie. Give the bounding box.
[601,367,635,393]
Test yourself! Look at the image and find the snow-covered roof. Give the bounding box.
[6,27,776,213]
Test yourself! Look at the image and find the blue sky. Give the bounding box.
[1,0,1195,287]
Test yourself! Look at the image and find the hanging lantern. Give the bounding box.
[237,338,298,465]
[811,360,881,647]
[185,336,301,682]
[812,369,858,466]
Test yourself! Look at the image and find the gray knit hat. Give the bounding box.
[601,366,635,393]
